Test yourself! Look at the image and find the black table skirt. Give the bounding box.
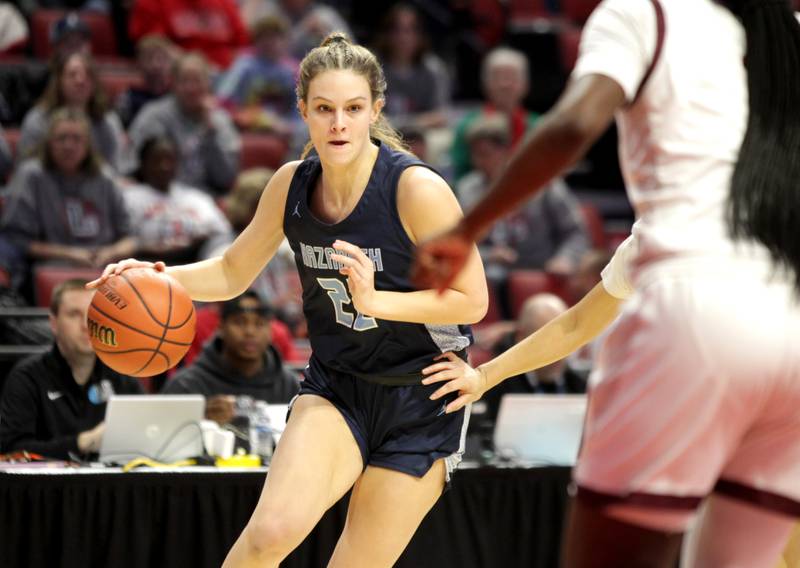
[0,466,572,568]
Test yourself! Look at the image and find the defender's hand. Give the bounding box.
[412,224,474,293]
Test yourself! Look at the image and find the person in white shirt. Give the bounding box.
[414,1,800,566]
[124,135,233,262]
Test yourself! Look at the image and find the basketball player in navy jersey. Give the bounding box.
[89,33,488,568]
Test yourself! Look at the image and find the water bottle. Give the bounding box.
[230,396,254,453]
[248,401,274,464]
[235,395,254,417]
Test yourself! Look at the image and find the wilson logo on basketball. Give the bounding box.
[88,318,118,347]
[98,284,129,310]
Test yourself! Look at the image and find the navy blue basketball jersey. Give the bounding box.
[283,142,472,383]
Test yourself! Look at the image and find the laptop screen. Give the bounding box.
[99,395,206,464]
[493,394,587,466]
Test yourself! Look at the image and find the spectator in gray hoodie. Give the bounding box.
[162,291,300,425]
[129,52,241,195]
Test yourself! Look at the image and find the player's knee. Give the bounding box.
[246,513,309,558]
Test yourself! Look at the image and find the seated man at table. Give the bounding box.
[0,280,143,460]
[161,291,300,424]
[482,293,587,422]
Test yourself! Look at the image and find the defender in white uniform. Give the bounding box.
[414,0,800,566]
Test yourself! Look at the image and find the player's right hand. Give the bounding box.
[85,259,166,289]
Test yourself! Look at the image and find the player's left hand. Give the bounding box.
[422,352,488,414]
[331,240,377,316]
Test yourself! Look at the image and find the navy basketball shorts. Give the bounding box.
[293,356,471,482]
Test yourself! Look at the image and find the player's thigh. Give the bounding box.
[561,493,683,568]
[250,394,363,525]
[327,460,447,568]
[687,494,795,568]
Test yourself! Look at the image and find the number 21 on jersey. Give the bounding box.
[317,278,379,331]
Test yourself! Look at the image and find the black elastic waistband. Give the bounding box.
[325,350,469,387]
[351,372,425,387]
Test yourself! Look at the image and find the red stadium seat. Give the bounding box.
[99,69,143,102]
[239,132,289,171]
[3,128,20,162]
[557,25,582,73]
[560,0,601,23]
[508,270,549,318]
[579,202,607,250]
[288,339,311,366]
[31,10,117,58]
[508,269,572,317]
[508,0,552,22]
[0,32,27,56]
[477,279,503,327]
[605,228,631,253]
[34,265,103,308]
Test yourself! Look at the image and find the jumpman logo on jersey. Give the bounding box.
[292,201,301,218]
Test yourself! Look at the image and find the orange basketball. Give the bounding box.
[87,269,196,377]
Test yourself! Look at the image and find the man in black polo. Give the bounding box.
[0,279,142,460]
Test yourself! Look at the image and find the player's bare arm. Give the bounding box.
[422,282,622,413]
[88,162,299,301]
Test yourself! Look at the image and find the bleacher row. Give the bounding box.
[0,7,291,175]
[6,1,800,108]
[6,4,599,61]
[0,1,598,116]
[0,118,289,179]
[16,202,624,310]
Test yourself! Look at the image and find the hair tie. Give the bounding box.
[322,33,351,48]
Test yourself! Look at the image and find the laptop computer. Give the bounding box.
[99,395,206,464]
[493,394,588,466]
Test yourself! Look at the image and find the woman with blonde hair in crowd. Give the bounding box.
[18,51,127,171]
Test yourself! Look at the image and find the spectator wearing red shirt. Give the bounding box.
[128,0,249,68]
